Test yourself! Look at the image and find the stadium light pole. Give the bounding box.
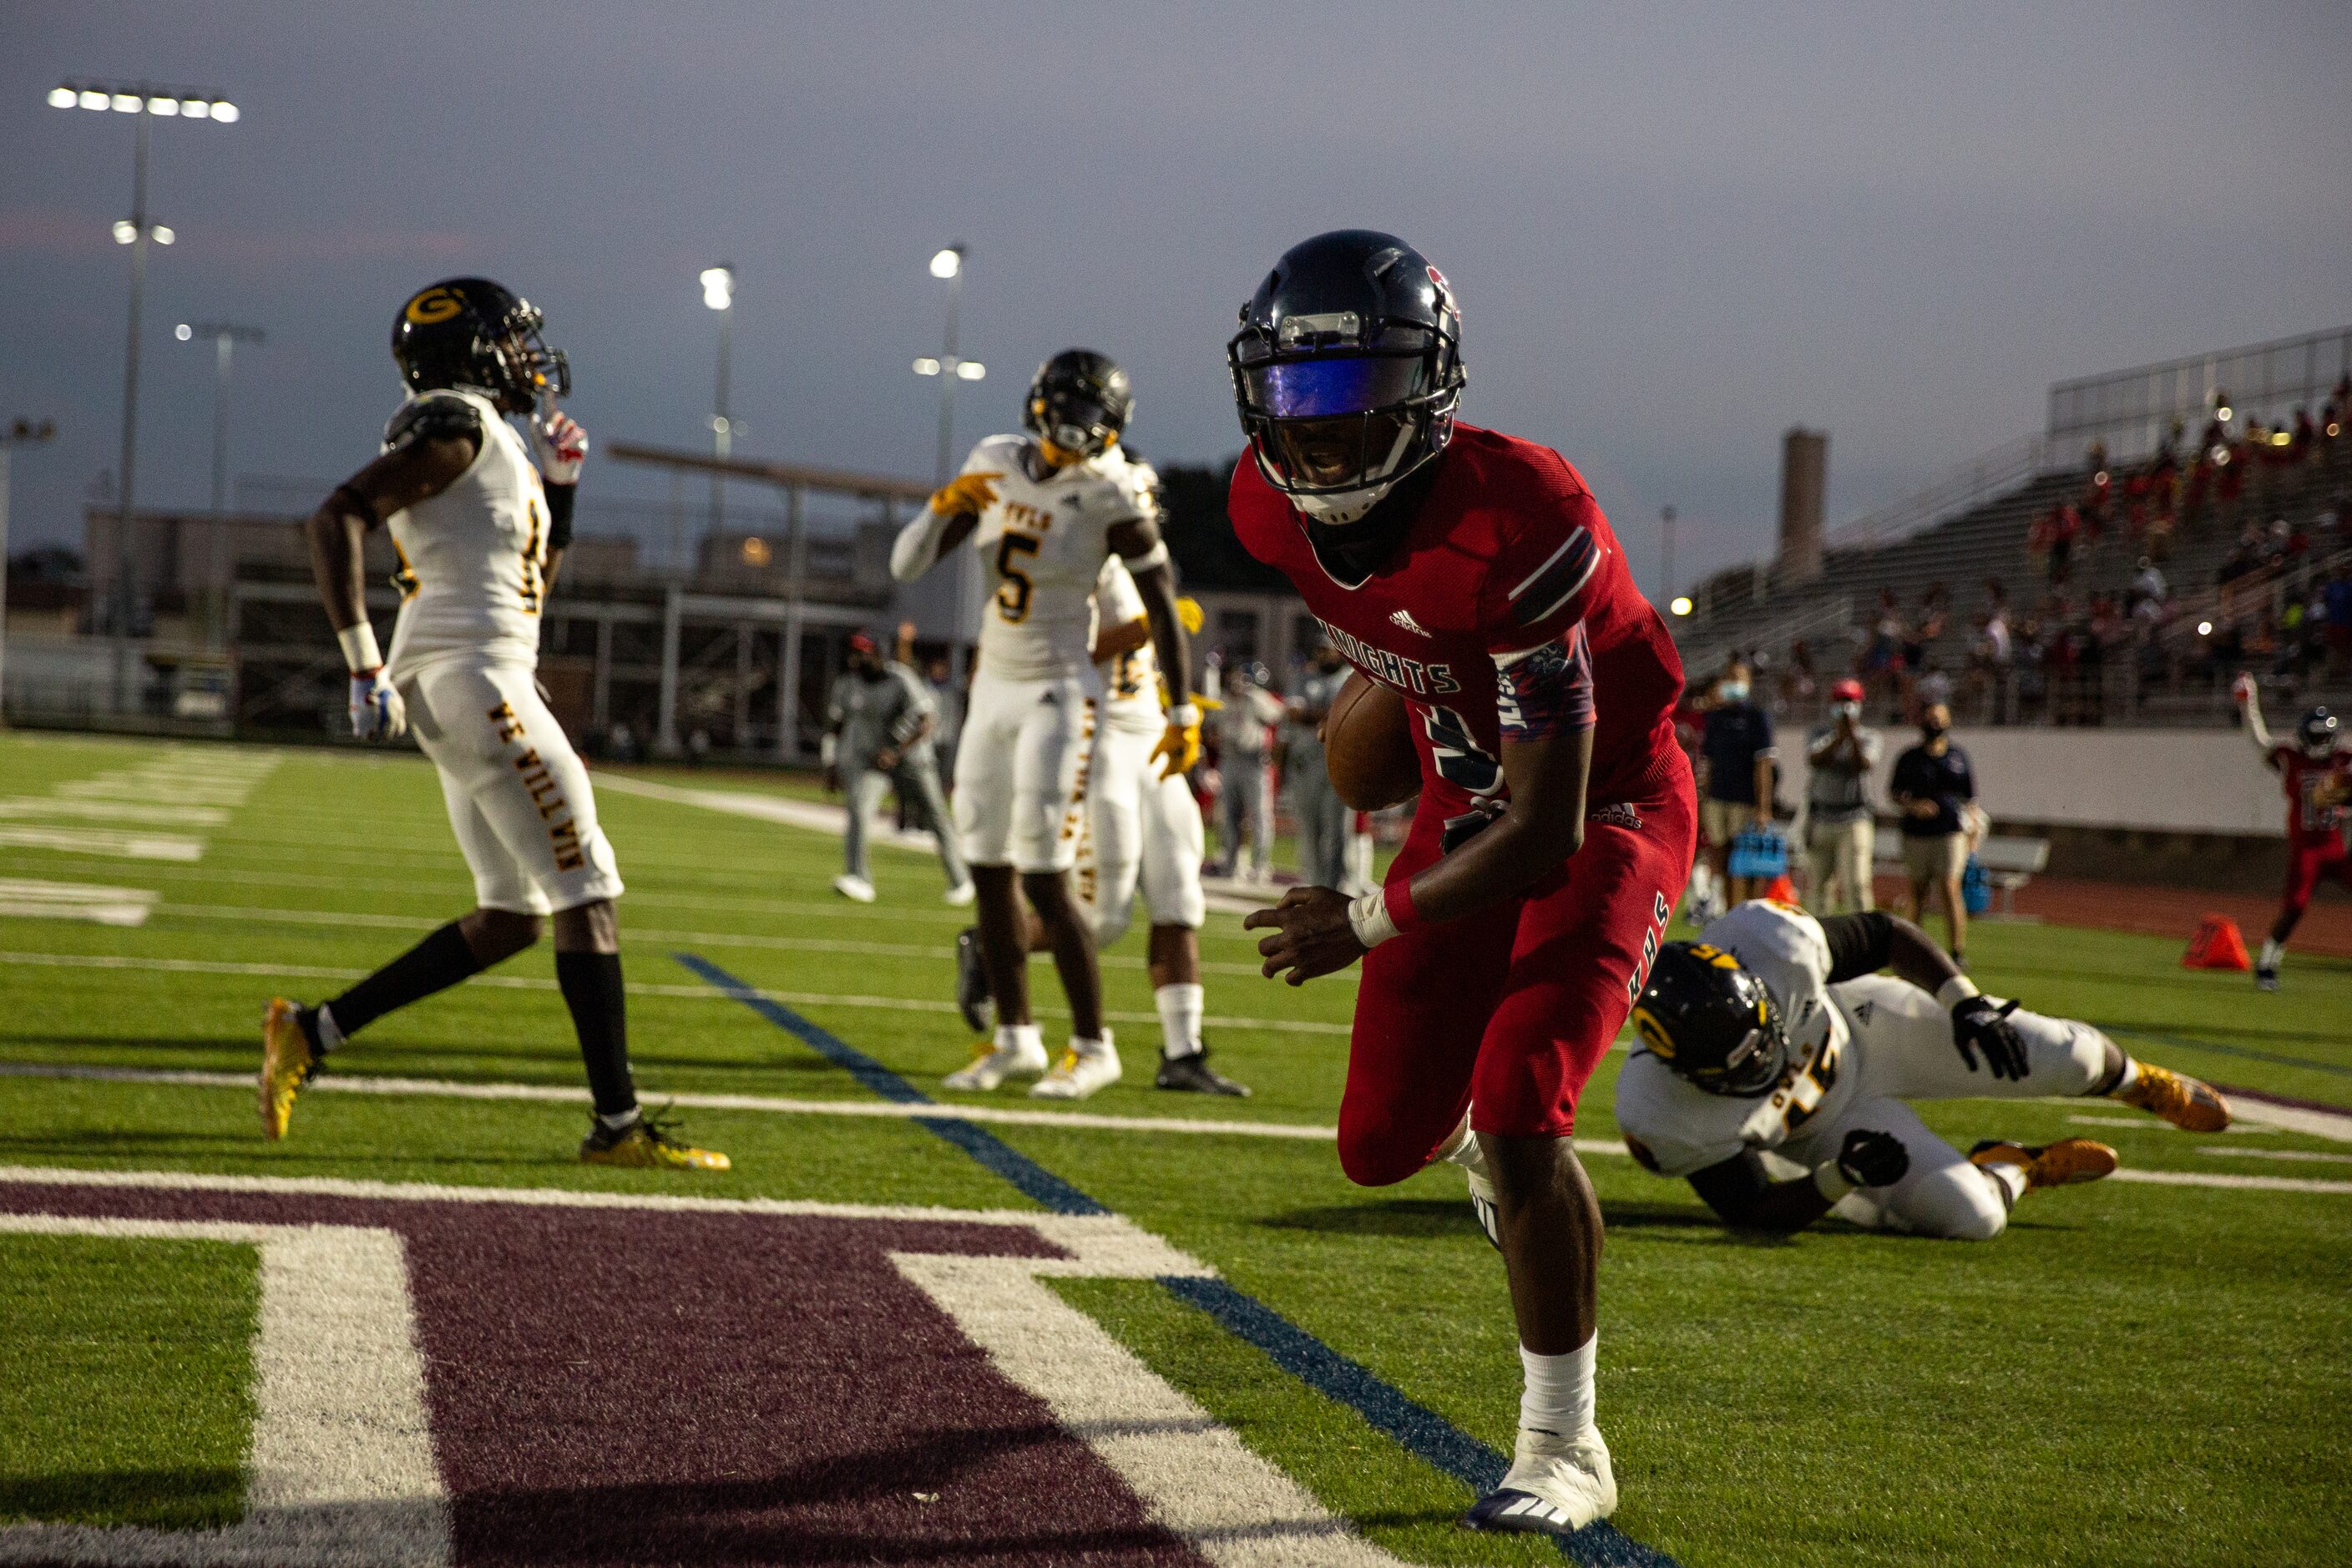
[48,79,239,630]
[176,321,263,650]
[701,264,734,535]
[0,419,61,726]
[914,244,986,485]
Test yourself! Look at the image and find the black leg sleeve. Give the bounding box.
[554,951,637,1118]
[322,921,486,1042]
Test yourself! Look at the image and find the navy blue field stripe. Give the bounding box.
[670,952,1105,1216]
[680,952,1681,1568]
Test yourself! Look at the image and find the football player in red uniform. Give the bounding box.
[2235,675,2350,989]
[1227,231,1696,1538]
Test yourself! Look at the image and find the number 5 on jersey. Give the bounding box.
[995,531,1039,623]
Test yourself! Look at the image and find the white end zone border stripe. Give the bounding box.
[0,1213,447,1567]
[0,1166,1404,1566]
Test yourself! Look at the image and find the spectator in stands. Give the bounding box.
[2324,564,2352,680]
[1890,701,1977,964]
[1699,660,1777,903]
[1804,678,1881,913]
[2129,555,2167,607]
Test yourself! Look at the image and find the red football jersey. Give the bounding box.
[1228,424,1684,812]
[2273,746,2352,845]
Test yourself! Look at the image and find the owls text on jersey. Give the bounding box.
[1094,554,1163,736]
[382,387,554,680]
[966,434,1160,683]
[1613,901,1861,1176]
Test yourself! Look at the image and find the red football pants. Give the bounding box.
[2283,837,2352,919]
[1336,750,1697,1187]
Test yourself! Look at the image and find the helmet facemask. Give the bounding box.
[1029,387,1120,462]
[485,302,569,415]
[1229,313,1460,523]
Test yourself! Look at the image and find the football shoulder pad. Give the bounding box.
[383,392,485,456]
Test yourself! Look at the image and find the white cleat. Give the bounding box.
[832,874,877,903]
[943,881,977,908]
[1030,1039,1122,1100]
[943,1036,1049,1091]
[1463,1424,1617,1538]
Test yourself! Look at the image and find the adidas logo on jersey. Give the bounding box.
[1389,608,1433,638]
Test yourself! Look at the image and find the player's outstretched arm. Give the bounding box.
[1818,910,2029,1080]
[890,472,997,581]
[1687,1130,1909,1233]
[2233,672,2278,763]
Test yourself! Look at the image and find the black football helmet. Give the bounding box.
[390,277,569,415]
[1630,943,1787,1097]
[2297,706,2340,759]
[1026,349,1131,459]
[1227,229,1464,508]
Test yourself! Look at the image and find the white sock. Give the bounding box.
[1435,1113,1485,1175]
[1069,1030,1112,1060]
[598,1105,641,1132]
[2107,1055,2140,1095]
[998,1023,1044,1058]
[1156,983,1205,1059]
[2259,937,2284,969]
[312,1003,347,1052]
[1519,1334,1597,1437]
[1981,1159,2028,1209]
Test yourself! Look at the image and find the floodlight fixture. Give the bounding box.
[955,360,985,382]
[700,265,733,311]
[47,87,75,109]
[913,357,942,377]
[930,244,965,280]
[1670,596,1694,617]
[175,323,192,341]
[113,220,137,245]
[2198,620,2214,636]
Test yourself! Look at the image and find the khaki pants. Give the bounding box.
[1806,816,1876,913]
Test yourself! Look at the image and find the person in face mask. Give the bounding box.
[1700,661,1778,903]
[1804,679,1883,913]
[822,630,973,906]
[1889,702,1977,964]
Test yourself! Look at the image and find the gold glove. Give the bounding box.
[928,470,1003,518]
[1175,595,1204,635]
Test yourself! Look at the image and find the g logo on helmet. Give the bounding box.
[404,287,464,326]
[1630,1005,1676,1060]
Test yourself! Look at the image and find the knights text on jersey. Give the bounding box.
[965,434,1158,683]
[1227,424,1683,812]
[1093,554,1164,736]
[382,388,552,678]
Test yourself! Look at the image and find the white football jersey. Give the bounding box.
[382,388,551,680]
[1093,554,1163,736]
[1613,900,1861,1177]
[964,434,1159,682]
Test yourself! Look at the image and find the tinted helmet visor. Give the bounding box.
[1242,354,1432,493]
[1245,354,1429,419]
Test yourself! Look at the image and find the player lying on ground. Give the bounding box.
[891,351,1201,1098]
[261,276,725,1171]
[950,564,1247,1097]
[2233,676,2349,992]
[1616,899,2230,1237]
[1230,230,1696,1539]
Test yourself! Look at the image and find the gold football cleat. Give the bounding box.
[1969,1137,2117,1192]
[2117,1063,2232,1132]
[579,1116,731,1171]
[259,998,316,1141]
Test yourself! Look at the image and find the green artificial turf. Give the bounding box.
[0,1232,259,1530]
[2,731,2349,1565]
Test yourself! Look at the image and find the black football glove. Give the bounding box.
[1951,994,2030,1081]
[1835,1128,1910,1189]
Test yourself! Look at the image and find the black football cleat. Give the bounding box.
[1155,1046,1250,1097]
[953,926,991,1034]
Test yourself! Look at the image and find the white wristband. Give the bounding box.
[1813,1160,1857,1201]
[1348,887,1400,949]
[1169,702,1201,727]
[1935,974,1981,1009]
[336,622,382,674]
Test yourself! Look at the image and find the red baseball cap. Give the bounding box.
[846,630,878,655]
[1831,677,1865,703]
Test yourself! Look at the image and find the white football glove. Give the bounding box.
[349,669,407,742]
[533,410,589,484]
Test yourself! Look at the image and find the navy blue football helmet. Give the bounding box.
[1227,230,1464,507]
[2299,706,2340,759]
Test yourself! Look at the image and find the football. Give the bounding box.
[1321,671,1421,811]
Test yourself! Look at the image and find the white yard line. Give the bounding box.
[0,825,204,861]
[0,1061,1341,1141]
[0,1213,448,1567]
[0,948,1353,1034]
[2190,1146,2352,1165]
[2109,1168,2352,1196]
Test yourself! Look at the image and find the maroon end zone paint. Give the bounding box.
[0,1181,1206,1567]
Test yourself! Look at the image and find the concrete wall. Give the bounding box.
[1778,722,2282,838]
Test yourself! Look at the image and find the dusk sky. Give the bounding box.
[4,2,2347,598]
